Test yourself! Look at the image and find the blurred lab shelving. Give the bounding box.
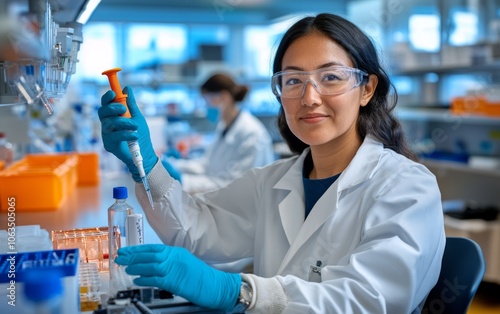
[383,0,500,106]
[396,107,500,124]
[382,0,500,285]
[381,0,500,165]
[390,61,500,76]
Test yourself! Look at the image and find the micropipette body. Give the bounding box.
[128,140,154,208]
[102,68,154,209]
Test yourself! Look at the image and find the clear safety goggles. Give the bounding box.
[272,66,368,99]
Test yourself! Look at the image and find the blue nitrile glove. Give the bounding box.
[161,156,182,183]
[98,87,158,182]
[115,244,241,312]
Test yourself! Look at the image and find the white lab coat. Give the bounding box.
[171,110,275,193]
[136,136,446,314]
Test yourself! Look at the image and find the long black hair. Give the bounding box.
[273,13,418,161]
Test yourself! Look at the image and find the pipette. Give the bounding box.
[102,68,154,209]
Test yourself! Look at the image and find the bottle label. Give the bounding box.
[126,214,144,246]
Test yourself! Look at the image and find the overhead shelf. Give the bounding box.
[396,107,500,125]
[390,62,500,76]
[422,158,500,178]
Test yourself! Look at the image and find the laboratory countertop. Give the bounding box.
[0,171,233,313]
[0,171,162,244]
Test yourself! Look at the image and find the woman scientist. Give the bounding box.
[98,13,445,313]
[164,73,275,193]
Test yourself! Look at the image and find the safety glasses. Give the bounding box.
[272,66,368,99]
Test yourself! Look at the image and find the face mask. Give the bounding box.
[206,106,220,124]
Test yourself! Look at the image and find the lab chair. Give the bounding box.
[422,236,486,314]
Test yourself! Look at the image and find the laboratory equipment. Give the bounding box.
[0,133,14,168]
[104,286,228,313]
[0,0,97,112]
[52,226,109,271]
[102,68,154,209]
[51,232,105,311]
[0,224,54,254]
[79,262,102,312]
[114,244,242,312]
[0,248,80,314]
[0,225,53,254]
[24,268,64,314]
[0,153,78,211]
[108,186,143,297]
[126,213,144,246]
[0,152,98,211]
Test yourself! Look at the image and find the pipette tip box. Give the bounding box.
[0,248,80,314]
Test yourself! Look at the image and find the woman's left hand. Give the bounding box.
[115,244,241,311]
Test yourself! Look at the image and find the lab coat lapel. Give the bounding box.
[273,149,339,274]
[274,151,308,246]
[277,180,339,274]
[275,136,383,274]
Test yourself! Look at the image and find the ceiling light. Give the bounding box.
[230,0,270,7]
[76,0,102,24]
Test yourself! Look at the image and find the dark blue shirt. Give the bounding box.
[302,152,340,219]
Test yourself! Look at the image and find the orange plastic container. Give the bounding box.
[0,160,4,171]
[451,95,500,117]
[0,153,78,211]
[0,152,100,211]
[74,152,100,185]
[27,154,79,197]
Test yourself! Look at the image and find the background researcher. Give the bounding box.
[164,72,275,193]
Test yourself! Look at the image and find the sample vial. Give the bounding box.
[108,186,135,297]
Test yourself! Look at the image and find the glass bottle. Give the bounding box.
[108,186,135,297]
[0,132,14,167]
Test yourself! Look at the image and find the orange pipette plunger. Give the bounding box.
[101,68,131,118]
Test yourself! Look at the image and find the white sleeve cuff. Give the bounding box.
[242,274,287,314]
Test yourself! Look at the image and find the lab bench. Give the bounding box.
[0,171,161,243]
[0,171,226,313]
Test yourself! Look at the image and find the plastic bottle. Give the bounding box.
[0,132,14,167]
[108,186,136,297]
[23,268,64,314]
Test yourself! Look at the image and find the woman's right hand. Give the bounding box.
[98,86,158,182]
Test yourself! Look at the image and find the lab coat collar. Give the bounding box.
[216,110,244,144]
[273,135,384,273]
[274,135,382,192]
[337,135,383,190]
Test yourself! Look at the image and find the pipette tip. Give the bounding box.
[141,176,154,209]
